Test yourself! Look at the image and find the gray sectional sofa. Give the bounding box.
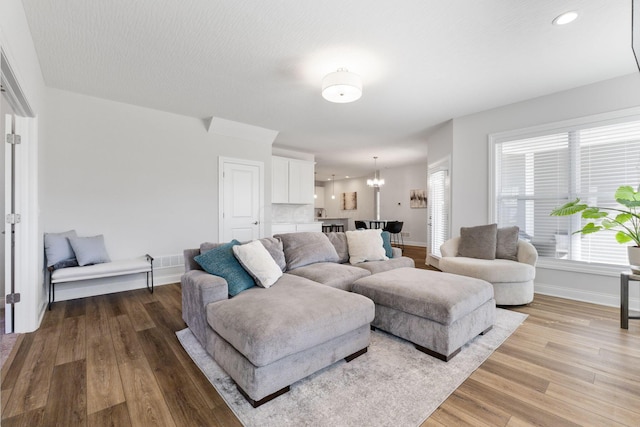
[181,231,414,407]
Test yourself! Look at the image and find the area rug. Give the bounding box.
[177,308,527,427]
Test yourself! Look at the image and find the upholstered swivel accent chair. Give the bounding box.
[383,221,404,249]
[438,237,537,305]
[354,220,368,229]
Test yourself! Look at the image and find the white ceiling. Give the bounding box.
[21,0,637,180]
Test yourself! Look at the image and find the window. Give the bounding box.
[428,158,450,258]
[491,112,640,267]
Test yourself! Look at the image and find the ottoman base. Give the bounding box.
[352,268,496,361]
[370,299,495,361]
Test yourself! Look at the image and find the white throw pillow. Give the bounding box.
[232,240,283,288]
[345,229,389,265]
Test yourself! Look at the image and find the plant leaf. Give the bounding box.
[615,213,632,224]
[615,185,640,207]
[550,199,587,216]
[602,219,617,229]
[616,231,633,243]
[578,223,601,234]
[581,207,607,219]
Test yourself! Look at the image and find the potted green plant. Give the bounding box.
[550,185,640,273]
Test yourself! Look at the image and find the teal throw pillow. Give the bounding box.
[194,240,255,296]
[381,231,393,258]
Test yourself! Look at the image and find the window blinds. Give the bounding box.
[429,168,449,257]
[494,119,640,266]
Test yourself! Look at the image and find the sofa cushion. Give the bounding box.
[458,224,497,260]
[275,232,339,270]
[68,235,111,266]
[438,256,535,283]
[194,240,255,296]
[496,226,519,261]
[354,256,415,275]
[287,262,370,291]
[207,273,374,366]
[44,230,79,268]
[324,232,349,263]
[232,240,282,288]
[345,229,388,264]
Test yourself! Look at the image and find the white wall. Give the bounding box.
[425,120,453,167]
[1,0,47,332]
[42,88,273,301]
[379,163,428,246]
[450,73,640,309]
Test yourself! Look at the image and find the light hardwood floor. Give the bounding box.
[2,246,639,426]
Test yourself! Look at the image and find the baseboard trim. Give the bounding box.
[535,281,640,311]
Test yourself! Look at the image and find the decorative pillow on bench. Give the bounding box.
[44,230,79,268]
[45,230,113,268]
[69,235,111,266]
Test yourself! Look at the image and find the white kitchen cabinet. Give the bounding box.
[272,156,290,204]
[272,156,314,204]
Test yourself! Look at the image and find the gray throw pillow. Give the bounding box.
[68,235,111,266]
[324,232,349,263]
[496,226,520,261]
[258,237,287,272]
[44,230,78,267]
[457,224,497,260]
[275,232,340,270]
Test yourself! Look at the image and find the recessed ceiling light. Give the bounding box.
[553,11,578,26]
[345,176,350,178]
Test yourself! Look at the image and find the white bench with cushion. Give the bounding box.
[48,255,154,309]
[45,230,154,309]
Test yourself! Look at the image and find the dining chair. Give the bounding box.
[383,221,404,248]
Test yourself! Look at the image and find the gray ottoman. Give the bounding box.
[352,267,495,361]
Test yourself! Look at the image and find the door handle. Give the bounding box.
[253,221,259,225]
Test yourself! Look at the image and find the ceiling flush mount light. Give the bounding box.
[367,156,385,188]
[552,11,578,26]
[322,68,362,103]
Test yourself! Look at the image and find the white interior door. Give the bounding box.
[219,158,264,242]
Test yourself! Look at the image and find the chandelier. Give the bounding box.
[366,156,385,187]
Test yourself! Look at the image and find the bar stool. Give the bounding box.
[331,224,345,232]
[322,225,332,233]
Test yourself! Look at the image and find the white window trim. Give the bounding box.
[488,106,640,276]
